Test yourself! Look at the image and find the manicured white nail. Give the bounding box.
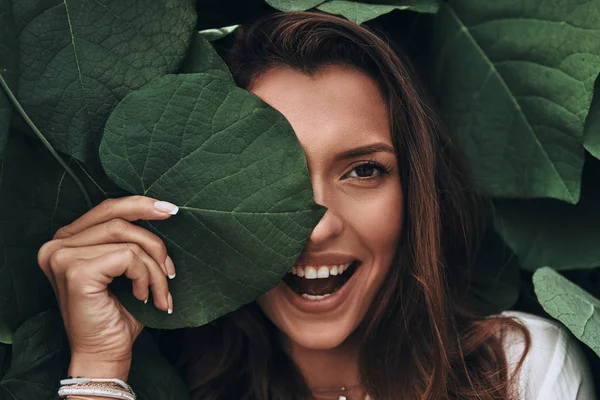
[154,201,179,215]
[167,292,173,315]
[165,256,176,279]
[143,297,148,304]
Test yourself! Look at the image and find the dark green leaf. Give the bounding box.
[533,267,600,357]
[265,0,326,11]
[0,133,89,343]
[584,76,600,159]
[431,0,600,203]
[129,331,190,400]
[178,32,233,79]
[317,0,439,24]
[199,25,241,42]
[0,1,17,157]
[10,0,196,169]
[0,344,9,380]
[0,310,70,399]
[100,73,326,328]
[493,155,600,272]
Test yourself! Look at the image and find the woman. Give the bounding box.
[37,11,594,400]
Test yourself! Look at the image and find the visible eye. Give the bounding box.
[345,160,392,181]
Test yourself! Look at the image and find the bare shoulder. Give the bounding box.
[499,311,596,400]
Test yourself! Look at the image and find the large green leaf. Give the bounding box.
[0,310,70,399]
[0,133,89,344]
[265,0,326,11]
[431,0,600,203]
[493,155,600,272]
[100,73,326,329]
[10,0,196,169]
[0,1,17,157]
[533,267,600,357]
[317,0,439,24]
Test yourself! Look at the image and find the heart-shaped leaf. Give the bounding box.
[0,310,70,399]
[431,0,600,203]
[0,2,17,157]
[533,267,600,357]
[100,73,326,328]
[10,0,196,169]
[317,0,439,24]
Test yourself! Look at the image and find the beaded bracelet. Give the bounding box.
[58,377,136,400]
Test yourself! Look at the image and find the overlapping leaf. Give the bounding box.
[431,0,600,203]
[100,73,326,328]
[266,0,326,11]
[178,32,233,79]
[0,310,70,399]
[199,25,241,42]
[493,156,600,271]
[0,133,90,344]
[0,1,17,157]
[317,0,439,24]
[10,0,196,169]
[533,267,600,357]
[583,77,600,158]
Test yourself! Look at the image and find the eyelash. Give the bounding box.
[346,160,393,182]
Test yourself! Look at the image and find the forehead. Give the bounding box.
[249,65,391,156]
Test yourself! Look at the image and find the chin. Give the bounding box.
[257,260,378,350]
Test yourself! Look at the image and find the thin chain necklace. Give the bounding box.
[311,384,372,400]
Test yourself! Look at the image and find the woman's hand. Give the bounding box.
[37,195,179,379]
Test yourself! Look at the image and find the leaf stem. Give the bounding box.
[0,72,93,209]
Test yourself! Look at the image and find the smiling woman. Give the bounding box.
[168,11,594,400]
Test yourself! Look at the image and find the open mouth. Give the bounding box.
[282,260,361,300]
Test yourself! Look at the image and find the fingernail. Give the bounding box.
[167,292,173,315]
[165,255,176,279]
[154,201,179,215]
[143,297,148,304]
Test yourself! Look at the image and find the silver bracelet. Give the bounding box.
[58,377,136,400]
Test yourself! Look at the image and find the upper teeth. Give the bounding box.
[289,262,353,279]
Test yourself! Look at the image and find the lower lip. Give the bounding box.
[281,262,363,314]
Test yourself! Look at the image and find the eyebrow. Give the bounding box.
[334,142,396,161]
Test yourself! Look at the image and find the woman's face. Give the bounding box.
[254,65,404,350]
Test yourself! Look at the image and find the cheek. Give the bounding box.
[348,184,404,258]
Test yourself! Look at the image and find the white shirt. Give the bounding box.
[502,311,596,400]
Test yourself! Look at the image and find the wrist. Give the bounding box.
[68,354,131,381]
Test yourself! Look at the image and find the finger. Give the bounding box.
[59,218,175,278]
[87,247,171,313]
[54,195,179,240]
[68,243,170,311]
[63,247,151,307]
[38,241,61,295]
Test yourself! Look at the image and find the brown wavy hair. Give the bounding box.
[173,11,531,400]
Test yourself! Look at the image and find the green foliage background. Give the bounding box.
[0,0,599,398]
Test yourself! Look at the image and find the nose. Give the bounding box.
[307,180,344,245]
